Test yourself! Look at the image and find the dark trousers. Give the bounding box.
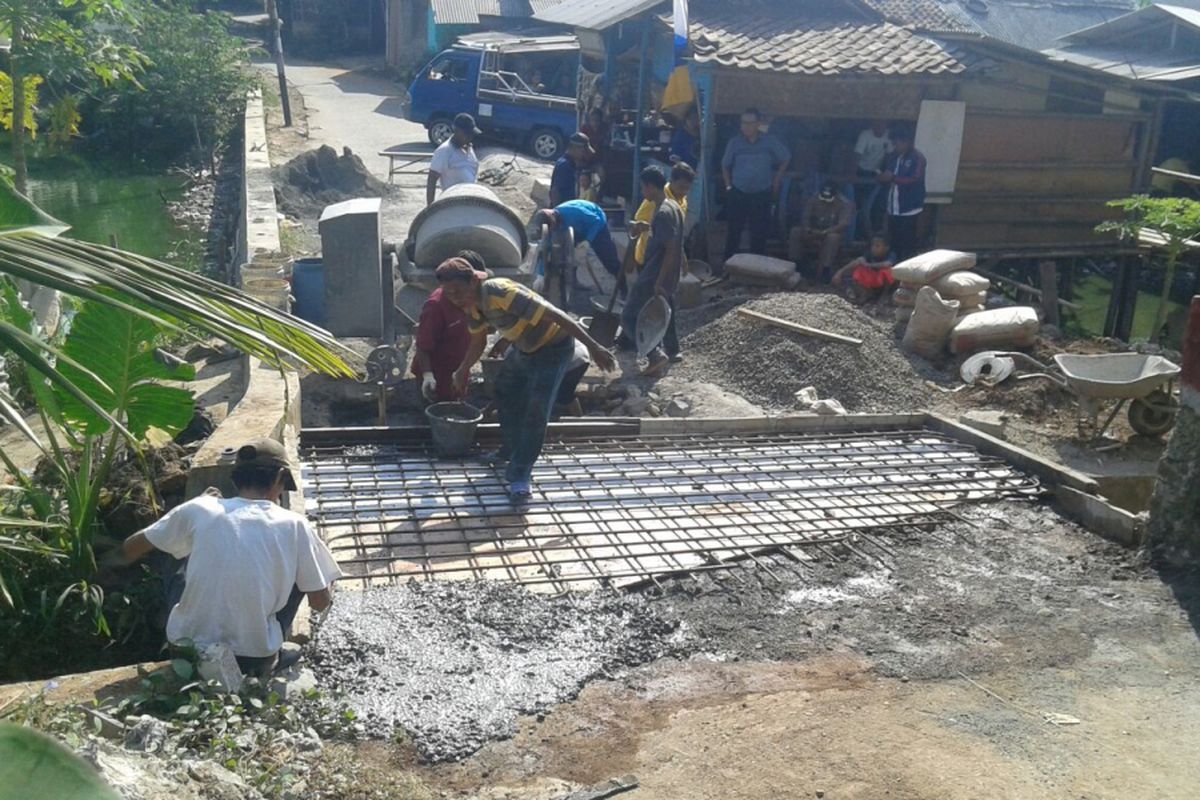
[622,266,679,359]
[555,361,589,406]
[495,336,573,484]
[590,227,622,276]
[724,188,773,259]
[889,213,920,262]
[855,170,884,238]
[162,556,304,677]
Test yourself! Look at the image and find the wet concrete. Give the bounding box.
[309,581,683,762]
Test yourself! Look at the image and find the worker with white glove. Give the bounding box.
[410,249,486,404]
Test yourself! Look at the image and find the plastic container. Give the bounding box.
[242,277,290,311]
[291,257,326,326]
[426,402,483,457]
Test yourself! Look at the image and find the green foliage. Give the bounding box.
[1097,194,1200,340]
[0,73,43,136]
[55,300,196,438]
[85,1,255,164]
[0,175,69,236]
[0,723,121,800]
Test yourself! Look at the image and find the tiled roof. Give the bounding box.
[689,10,977,75]
[858,0,980,34]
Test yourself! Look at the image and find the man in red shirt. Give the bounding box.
[410,250,484,402]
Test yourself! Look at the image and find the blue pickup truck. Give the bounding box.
[407,32,580,161]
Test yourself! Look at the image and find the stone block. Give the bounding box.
[958,410,1008,440]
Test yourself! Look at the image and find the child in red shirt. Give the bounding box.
[832,234,896,303]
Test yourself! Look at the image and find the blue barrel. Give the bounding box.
[291,258,325,326]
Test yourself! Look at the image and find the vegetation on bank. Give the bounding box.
[1,0,255,183]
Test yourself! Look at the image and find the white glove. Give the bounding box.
[532,275,546,294]
[421,373,437,401]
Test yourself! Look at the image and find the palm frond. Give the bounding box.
[0,233,360,377]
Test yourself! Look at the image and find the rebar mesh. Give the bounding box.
[301,429,1038,593]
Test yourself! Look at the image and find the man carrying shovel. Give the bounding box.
[623,166,686,377]
[440,258,616,504]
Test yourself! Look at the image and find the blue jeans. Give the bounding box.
[495,336,573,484]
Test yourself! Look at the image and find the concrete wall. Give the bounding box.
[238,89,283,272]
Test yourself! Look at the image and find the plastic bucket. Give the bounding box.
[243,277,290,311]
[426,402,483,457]
[291,258,326,326]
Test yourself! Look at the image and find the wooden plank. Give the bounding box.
[1039,260,1061,327]
[938,221,1109,249]
[940,198,1119,225]
[955,164,1135,195]
[924,413,1099,494]
[737,307,863,345]
[961,114,1138,163]
[976,268,1080,311]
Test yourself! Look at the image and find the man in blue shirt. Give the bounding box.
[549,132,594,206]
[532,200,621,284]
[721,107,790,262]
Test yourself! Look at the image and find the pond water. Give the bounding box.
[21,157,201,268]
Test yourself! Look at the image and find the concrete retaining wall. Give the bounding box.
[236,89,282,272]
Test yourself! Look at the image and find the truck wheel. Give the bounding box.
[1128,389,1179,437]
[530,129,564,161]
[428,118,454,146]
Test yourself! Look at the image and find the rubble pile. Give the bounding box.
[676,293,932,412]
[273,144,389,219]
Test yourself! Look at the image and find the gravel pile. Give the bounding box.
[675,293,931,411]
[309,581,682,762]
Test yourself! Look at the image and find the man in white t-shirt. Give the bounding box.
[122,438,341,677]
[854,119,891,238]
[426,112,481,205]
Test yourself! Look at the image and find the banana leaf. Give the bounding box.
[0,724,121,800]
[0,178,70,237]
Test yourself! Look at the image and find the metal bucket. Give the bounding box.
[426,402,483,457]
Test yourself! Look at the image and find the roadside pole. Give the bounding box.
[1147,295,1200,563]
[267,0,293,127]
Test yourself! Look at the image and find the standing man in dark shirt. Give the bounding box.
[622,166,685,377]
[410,249,484,402]
[549,132,594,207]
[721,107,790,261]
[880,127,927,261]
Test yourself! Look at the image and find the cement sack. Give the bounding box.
[932,271,990,298]
[902,286,960,359]
[950,307,1040,355]
[725,253,802,289]
[895,307,914,324]
[893,249,977,285]
[893,286,917,307]
[958,290,988,310]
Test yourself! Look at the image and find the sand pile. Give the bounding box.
[675,293,931,412]
[273,144,389,219]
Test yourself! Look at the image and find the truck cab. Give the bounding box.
[407,32,580,161]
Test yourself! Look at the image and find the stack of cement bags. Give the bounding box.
[891,249,985,316]
[893,249,1039,358]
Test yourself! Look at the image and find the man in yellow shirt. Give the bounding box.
[440,258,616,503]
[631,162,694,268]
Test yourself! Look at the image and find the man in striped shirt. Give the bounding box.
[439,258,616,503]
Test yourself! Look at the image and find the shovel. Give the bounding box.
[587,239,636,348]
[635,295,673,358]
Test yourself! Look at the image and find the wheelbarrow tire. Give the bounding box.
[1128,389,1179,437]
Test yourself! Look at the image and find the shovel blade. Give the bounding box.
[636,295,672,358]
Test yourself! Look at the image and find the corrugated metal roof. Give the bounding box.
[533,0,666,30]
[1044,47,1200,82]
[950,0,1138,52]
[689,9,976,76]
[434,0,564,24]
[1060,3,1200,44]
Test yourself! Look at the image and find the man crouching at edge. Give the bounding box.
[439,256,617,504]
[121,438,341,678]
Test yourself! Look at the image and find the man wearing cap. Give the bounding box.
[549,132,594,207]
[435,257,616,503]
[411,249,486,403]
[427,112,481,205]
[121,439,340,678]
[793,180,854,283]
[532,200,622,290]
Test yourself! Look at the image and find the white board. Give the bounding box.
[915,100,966,204]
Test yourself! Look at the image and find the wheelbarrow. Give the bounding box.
[960,351,1181,439]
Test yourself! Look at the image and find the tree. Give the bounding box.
[0,0,145,193]
[1097,195,1200,341]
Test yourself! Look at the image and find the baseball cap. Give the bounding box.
[453,113,482,135]
[819,181,837,201]
[236,438,298,491]
[569,132,595,153]
[435,256,480,283]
